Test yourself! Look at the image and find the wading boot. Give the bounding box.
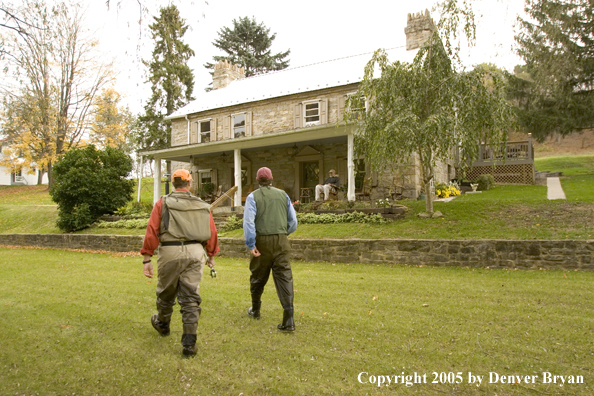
[151,314,170,336]
[181,334,197,358]
[277,308,295,333]
[247,301,261,319]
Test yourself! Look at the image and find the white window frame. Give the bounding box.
[198,119,212,143]
[231,113,246,139]
[303,100,321,127]
[198,169,213,188]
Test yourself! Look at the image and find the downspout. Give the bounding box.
[186,115,190,144]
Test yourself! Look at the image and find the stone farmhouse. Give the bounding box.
[141,10,455,206]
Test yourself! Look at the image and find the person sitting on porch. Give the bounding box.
[315,169,340,201]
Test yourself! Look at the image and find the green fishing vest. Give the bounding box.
[252,186,288,236]
[159,191,211,243]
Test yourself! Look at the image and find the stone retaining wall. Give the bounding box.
[0,234,592,270]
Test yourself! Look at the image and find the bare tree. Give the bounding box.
[1,0,113,186]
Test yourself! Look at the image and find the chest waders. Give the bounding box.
[154,191,212,357]
[247,187,295,332]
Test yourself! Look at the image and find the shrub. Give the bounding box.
[476,174,495,191]
[96,218,149,229]
[297,211,388,224]
[221,214,243,231]
[50,145,134,232]
[221,211,389,232]
[115,201,153,216]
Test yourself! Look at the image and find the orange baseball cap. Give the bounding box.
[172,169,192,182]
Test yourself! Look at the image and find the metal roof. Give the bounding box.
[167,46,418,119]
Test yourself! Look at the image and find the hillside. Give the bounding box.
[510,129,594,158]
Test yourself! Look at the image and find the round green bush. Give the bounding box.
[50,145,134,232]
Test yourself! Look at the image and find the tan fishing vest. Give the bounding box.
[159,191,211,243]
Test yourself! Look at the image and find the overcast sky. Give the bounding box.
[86,0,526,114]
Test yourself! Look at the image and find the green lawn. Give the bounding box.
[1,247,592,395]
[1,157,592,240]
[534,154,594,176]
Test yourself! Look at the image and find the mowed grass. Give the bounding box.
[1,156,593,240]
[223,182,594,240]
[0,185,54,205]
[0,247,592,395]
[534,154,594,176]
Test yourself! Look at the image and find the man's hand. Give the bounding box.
[206,255,216,269]
[250,247,261,257]
[143,262,153,278]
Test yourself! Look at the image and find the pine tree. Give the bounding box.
[138,5,194,151]
[514,0,594,141]
[204,17,290,84]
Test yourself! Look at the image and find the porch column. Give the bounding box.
[234,148,242,206]
[137,155,143,203]
[153,158,161,204]
[347,133,356,201]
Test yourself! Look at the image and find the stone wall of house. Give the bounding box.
[1,234,591,270]
[170,83,360,146]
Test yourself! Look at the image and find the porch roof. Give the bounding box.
[166,46,417,119]
[139,123,350,162]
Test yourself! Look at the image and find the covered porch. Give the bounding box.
[139,124,358,206]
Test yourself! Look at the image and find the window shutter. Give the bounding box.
[320,99,328,124]
[294,103,302,128]
[191,122,199,144]
[338,95,346,119]
[210,118,217,142]
[245,111,252,136]
[223,116,231,139]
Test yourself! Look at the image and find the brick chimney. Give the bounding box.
[212,60,245,90]
[404,9,436,51]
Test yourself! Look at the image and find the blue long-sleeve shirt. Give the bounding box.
[243,192,297,250]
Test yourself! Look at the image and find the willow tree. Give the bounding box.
[347,32,515,215]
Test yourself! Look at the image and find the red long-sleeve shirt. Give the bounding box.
[140,192,220,257]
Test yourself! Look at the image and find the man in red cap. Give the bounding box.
[243,167,298,332]
[141,168,219,357]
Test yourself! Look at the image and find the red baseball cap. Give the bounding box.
[256,167,273,180]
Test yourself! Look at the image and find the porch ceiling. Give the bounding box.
[139,124,351,163]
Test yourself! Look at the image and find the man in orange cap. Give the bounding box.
[243,167,298,332]
[141,168,219,357]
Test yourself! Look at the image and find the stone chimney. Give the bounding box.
[212,60,245,90]
[404,9,436,51]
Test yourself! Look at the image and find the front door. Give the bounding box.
[302,161,319,189]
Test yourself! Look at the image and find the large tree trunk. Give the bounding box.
[424,181,434,214]
[47,161,53,188]
[37,169,45,185]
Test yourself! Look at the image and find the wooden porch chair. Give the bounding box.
[299,188,313,203]
[355,177,372,201]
